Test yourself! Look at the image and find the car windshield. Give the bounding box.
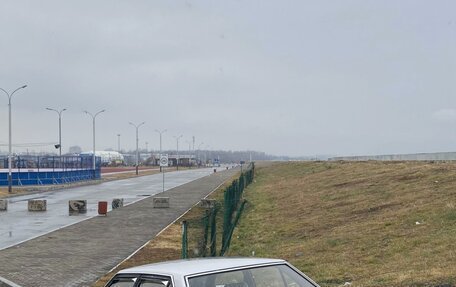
[187,264,315,287]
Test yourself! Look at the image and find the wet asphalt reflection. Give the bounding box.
[0,167,219,250]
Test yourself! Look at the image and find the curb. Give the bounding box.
[0,276,22,287]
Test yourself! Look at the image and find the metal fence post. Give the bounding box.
[210,206,217,257]
[202,210,210,257]
[182,220,188,259]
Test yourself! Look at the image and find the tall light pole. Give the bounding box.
[186,140,192,168]
[155,129,167,170]
[205,144,210,166]
[130,121,145,175]
[117,134,121,152]
[197,142,204,167]
[46,107,67,161]
[84,109,105,177]
[173,135,183,170]
[1,85,27,193]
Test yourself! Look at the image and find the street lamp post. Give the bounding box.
[174,135,183,170]
[117,134,121,152]
[46,107,67,165]
[155,129,167,171]
[129,121,145,175]
[186,140,192,168]
[197,142,204,167]
[1,85,27,193]
[84,109,105,178]
[205,144,210,166]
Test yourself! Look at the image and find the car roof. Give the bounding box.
[118,257,286,277]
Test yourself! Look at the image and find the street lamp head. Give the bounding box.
[21,85,27,89]
[46,107,53,111]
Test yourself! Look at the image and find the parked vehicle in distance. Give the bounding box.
[105,257,320,287]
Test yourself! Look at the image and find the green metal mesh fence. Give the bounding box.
[182,162,255,257]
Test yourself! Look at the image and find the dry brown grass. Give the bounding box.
[228,161,456,287]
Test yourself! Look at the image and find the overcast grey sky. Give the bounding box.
[1,0,456,157]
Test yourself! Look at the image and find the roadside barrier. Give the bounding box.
[28,200,47,211]
[98,201,108,215]
[0,199,7,211]
[69,200,87,215]
[220,162,254,255]
[0,198,123,214]
[153,197,170,208]
[182,162,255,258]
[112,198,124,209]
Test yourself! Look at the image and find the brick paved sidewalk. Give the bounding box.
[0,168,238,287]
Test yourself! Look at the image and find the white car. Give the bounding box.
[105,258,320,287]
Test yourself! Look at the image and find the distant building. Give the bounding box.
[147,154,195,167]
[80,151,124,166]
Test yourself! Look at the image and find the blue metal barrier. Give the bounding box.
[0,155,101,186]
[0,169,101,186]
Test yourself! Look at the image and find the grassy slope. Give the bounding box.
[228,161,456,287]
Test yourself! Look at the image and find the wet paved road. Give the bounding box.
[0,167,220,250]
[0,167,238,287]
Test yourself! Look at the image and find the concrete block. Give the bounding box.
[0,199,7,211]
[153,197,169,208]
[200,199,216,209]
[28,200,47,211]
[112,198,124,209]
[69,200,87,215]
